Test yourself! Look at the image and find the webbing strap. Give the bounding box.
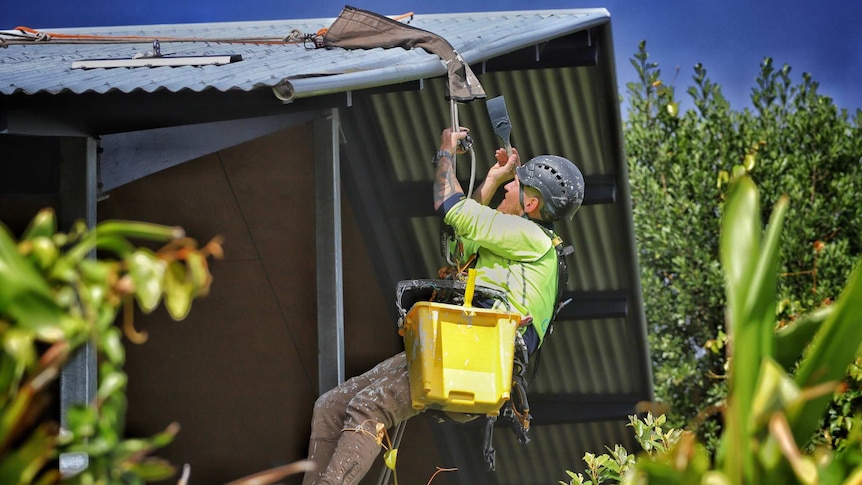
[539,226,573,332]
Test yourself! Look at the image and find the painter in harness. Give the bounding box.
[300,7,585,483]
[428,148,583,470]
[301,125,584,485]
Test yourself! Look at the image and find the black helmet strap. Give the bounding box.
[518,183,525,214]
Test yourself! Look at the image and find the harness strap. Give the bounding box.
[539,227,573,336]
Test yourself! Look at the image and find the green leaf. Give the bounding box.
[95,305,119,334]
[127,458,176,480]
[97,220,184,242]
[3,328,36,369]
[0,381,34,447]
[149,422,180,449]
[789,261,862,445]
[750,359,801,429]
[0,423,57,484]
[164,261,193,320]
[21,209,56,241]
[118,438,151,454]
[79,259,114,285]
[719,182,788,483]
[740,193,787,358]
[126,249,165,313]
[101,327,125,365]
[186,251,210,292]
[26,237,58,270]
[720,175,761,333]
[97,370,127,401]
[774,306,831,371]
[0,224,63,331]
[384,448,398,470]
[718,174,761,483]
[66,405,98,439]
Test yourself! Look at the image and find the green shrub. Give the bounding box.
[625,40,862,451]
[563,168,862,483]
[0,208,221,484]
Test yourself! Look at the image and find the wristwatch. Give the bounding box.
[432,150,453,166]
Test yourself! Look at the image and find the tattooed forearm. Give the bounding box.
[433,155,464,211]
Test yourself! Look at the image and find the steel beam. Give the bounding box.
[314,109,345,392]
[100,112,319,192]
[528,393,640,425]
[58,136,98,477]
[556,290,629,320]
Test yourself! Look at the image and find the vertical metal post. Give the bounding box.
[314,109,345,393]
[58,136,99,476]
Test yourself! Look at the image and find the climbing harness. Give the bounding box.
[479,329,532,471]
[541,226,575,338]
[478,229,572,471]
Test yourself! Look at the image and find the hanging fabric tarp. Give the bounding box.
[323,5,486,102]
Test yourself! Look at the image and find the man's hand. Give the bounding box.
[439,127,470,155]
[472,147,520,205]
[489,146,520,184]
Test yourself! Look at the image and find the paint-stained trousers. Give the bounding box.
[302,352,420,485]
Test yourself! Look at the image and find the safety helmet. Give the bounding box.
[515,155,585,221]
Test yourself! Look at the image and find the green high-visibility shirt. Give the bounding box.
[443,198,559,346]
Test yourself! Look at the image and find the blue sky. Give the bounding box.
[3,0,861,113]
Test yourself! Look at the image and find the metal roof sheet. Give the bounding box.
[0,10,610,98]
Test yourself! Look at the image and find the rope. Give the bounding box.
[3,10,414,47]
[2,25,331,46]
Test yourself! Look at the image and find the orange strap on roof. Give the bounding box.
[12,25,302,45]
[11,13,414,45]
[392,12,415,22]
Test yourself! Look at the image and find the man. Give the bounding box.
[302,127,584,485]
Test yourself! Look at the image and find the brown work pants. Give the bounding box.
[302,352,420,485]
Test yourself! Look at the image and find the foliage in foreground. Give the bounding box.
[0,208,221,483]
[625,40,862,452]
[562,168,862,483]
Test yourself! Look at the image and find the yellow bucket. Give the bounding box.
[402,301,520,416]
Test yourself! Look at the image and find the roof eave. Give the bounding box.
[285,11,611,102]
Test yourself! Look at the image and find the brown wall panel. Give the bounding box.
[98,151,257,260]
[121,260,315,483]
[340,199,404,377]
[98,124,320,483]
[215,126,319,385]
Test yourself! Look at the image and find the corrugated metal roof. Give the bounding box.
[0,9,609,98]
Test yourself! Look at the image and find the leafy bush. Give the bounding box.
[625,40,862,450]
[0,208,221,484]
[560,413,680,485]
[562,168,862,483]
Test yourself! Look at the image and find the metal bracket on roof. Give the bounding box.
[135,40,163,58]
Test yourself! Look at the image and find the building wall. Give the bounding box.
[0,135,61,234]
[97,123,448,484]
